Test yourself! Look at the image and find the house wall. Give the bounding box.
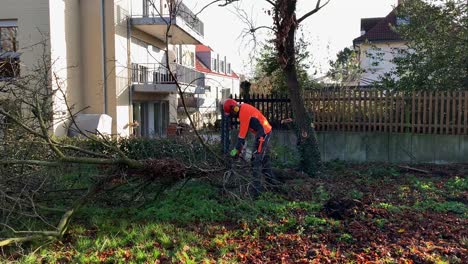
[204,73,240,98]
[357,41,406,85]
[0,0,84,136]
[0,0,49,113]
[132,38,165,65]
[0,0,50,73]
[114,0,131,136]
[78,0,117,134]
[49,0,82,136]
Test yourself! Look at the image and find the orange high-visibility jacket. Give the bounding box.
[235,103,272,150]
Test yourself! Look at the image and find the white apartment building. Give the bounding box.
[0,0,234,138]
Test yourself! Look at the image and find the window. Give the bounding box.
[211,58,218,71]
[396,17,410,26]
[220,60,225,73]
[189,52,194,67]
[183,51,195,67]
[132,102,146,137]
[153,101,168,137]
[227,63,231,74]
[221,88,230,99]
[133,101,169,138]
[0,20,19,79]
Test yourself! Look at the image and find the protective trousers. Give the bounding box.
[251,132,276,196]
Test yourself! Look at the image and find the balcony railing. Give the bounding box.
[178,96,204,109]
[176,1,204,36]
[131,63,205,88]
[135,0,204,37]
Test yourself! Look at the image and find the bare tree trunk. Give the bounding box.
[275,0,321,175]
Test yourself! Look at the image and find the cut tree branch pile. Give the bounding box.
[0,42,221,248]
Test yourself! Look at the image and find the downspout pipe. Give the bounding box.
[101,0,108,115]
[127,17,133,135]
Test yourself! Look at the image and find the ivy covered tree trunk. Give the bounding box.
[285,59,322,175]
[275,0,321,175]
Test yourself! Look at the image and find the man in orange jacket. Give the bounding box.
[223,98,277,196]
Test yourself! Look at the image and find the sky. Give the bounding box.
[185,0,398,78]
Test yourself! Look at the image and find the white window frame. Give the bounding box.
[0,20,17,27]
[0,20,18,53]
[0,19,19,80]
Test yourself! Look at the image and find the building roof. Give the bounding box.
[361,17,383,33]
[195,57,210,73]
[353,7,403,45]
[196,45,213,52]
[195,56,239,79]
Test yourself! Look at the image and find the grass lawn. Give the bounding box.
[2,162,467,263]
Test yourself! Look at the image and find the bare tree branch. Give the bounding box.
[194,0,240,16]
[297,0,331,24]
[264,0,276,7]
[0,108,46,139]
[250,25,275,33]
[0,159,61,167]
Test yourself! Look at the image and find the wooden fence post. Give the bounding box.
[434,91,439,134]
[465,91,468,135]
[452,91,456,135]
[428,91,433,134]
[445,91,450,135]
[457,91,462,135]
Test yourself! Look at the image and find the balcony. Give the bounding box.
[131,0,204,44]
[177,96,205,112]
[132,63,205,93]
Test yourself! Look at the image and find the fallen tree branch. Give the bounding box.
[0,173,118,247]
[0,234,58,247]
[398,165,430,174]
[0,159,61,167]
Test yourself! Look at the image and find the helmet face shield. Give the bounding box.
[223,99,239,116]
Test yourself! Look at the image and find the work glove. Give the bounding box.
[230,149,239,157]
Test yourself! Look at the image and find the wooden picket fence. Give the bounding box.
[232,89,468,135]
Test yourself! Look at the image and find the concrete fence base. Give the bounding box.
[271,131,468,164]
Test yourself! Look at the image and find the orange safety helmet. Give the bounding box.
[223,99,240,116]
